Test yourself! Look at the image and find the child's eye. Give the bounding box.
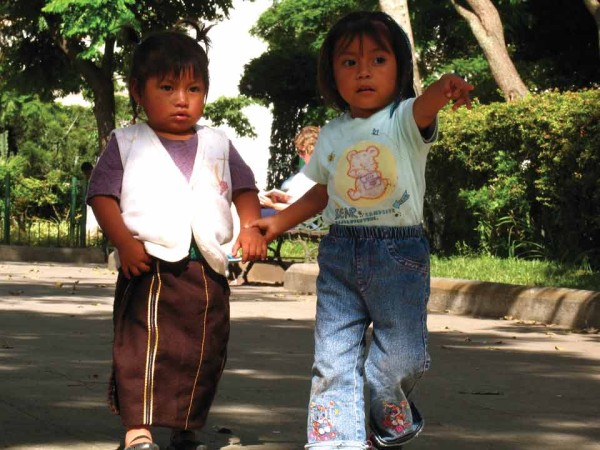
[189,86,203,93]
[374,56,387,65]
[159,84,173,91]
[342,59,356,68]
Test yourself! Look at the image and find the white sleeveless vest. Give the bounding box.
[115,123,233,275]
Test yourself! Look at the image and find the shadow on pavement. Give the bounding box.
[0,280,599,449]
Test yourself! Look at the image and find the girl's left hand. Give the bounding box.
[442,74,474,111]
[232,226,267,262]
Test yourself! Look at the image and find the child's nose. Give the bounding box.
[357,60,371,78]
[174,89,189,105]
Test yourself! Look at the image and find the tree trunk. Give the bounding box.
[72,62,116,154]
[379,0,423,95]
[52,33,117,153]
[450,0,529,101]
[90,79,116,154]
[583,0,600,58]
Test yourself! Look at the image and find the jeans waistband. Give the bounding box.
[328,224,424,239]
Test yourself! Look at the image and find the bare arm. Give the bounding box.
[259,195,291,211]
[413,73,474,130]
[249,183,328,243]
[231,189,267,261]
[89,195,151,278]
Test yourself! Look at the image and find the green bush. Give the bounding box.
[426,89,600,267]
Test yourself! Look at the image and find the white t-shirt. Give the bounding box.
[304,98,437,227]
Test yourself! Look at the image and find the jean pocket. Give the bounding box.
[384,238,429,276]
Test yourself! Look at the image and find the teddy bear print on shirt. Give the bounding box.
[346,145,390,201]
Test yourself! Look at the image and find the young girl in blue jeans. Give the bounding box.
[250,11,473,450]
[88,24,266,450]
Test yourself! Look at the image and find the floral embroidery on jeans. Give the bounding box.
[381,400,411,433]
[309,401,339,441]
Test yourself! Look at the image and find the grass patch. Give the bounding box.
[279,239,600,291]
[278,239,319,262]
[431,254,599,291]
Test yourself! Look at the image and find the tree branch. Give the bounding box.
[450,0,478,23]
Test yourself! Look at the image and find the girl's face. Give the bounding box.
[333,32,398,118]
[132,69,206,139]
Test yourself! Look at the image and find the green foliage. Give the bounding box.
[0,0,235,91]
[251,0,376,53]
[42,0,137,60]
[279,238,319,261]
[277,243,600,291]
[244,0,597,185]
[412,0,598,97]
[204,96,259,138]
[0,132,8,159]
[0,90,258,238]
[426,89,600,267]
[239,46,334,187]
[2,217,90,247]
[423,55,502,104]
[0,0,238,150]
[0,94,98,225]
[430,254,600,292]
[242,0,375,187]
[241,50,319,106]
[458,151,535,257]
[240,50,318,187]
[1,94,97,177]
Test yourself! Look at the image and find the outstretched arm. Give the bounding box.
[413,74,474,130]
[249,183,328,243]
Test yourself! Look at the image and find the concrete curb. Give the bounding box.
[2,247,597,330]
[283,262,319,293]
[0,245,105,264]
[429,277,600,329]
[284,263,600,330]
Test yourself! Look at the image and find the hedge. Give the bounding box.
[426,89,600,267]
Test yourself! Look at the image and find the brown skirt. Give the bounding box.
[108,257,230,429]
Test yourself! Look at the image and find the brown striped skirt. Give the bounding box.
[108,257,230,429]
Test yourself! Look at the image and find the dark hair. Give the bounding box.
[128,22,212,113]
[317,11,415,111]
[80,161,93,173]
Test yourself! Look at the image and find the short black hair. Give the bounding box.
[129,25,211,101]
[317,11,415,111]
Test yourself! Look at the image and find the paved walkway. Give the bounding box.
[0,262,599,450]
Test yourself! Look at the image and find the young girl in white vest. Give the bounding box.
[250,11,474,450]
[87,24,266,450]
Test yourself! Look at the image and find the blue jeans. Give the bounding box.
[305,225,430,450]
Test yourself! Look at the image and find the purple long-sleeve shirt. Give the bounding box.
[87,132,257,202]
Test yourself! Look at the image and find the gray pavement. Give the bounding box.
[1,262,599,450]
